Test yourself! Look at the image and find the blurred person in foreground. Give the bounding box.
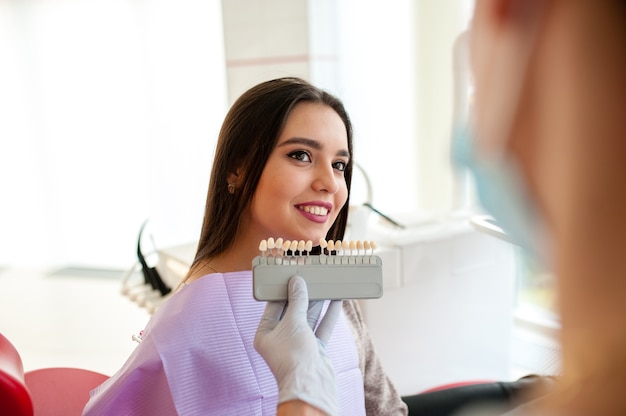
[254,1,626,415]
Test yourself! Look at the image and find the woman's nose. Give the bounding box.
[312,165,340,194]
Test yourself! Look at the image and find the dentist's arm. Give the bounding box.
[275,400,329,416]
[254,276,343,416]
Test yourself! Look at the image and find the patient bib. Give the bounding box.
[84,271,365,415]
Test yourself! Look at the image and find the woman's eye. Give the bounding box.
[333,160,347,172]
[288,150,311,162]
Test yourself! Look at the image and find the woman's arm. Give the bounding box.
[342,299,408,415]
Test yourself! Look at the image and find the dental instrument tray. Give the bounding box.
[252,238,383,301]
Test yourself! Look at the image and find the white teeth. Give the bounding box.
[259,238,378,257]
[300,205,329,216]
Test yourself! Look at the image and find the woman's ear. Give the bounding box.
[227,169,242,189]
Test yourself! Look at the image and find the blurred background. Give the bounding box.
[0,0,559,391]
[0,0,473,270]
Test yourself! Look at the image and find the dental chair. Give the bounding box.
[0,332,31,415]
[401,375,557,416]
[0,333,108,416]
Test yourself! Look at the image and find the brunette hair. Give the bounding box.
[188,77,354,272]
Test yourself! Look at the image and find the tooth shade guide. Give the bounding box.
[347,240,356,264]
[282,240,291,265]
[345,240,354,264]
[257,238,379,266]
[326,240,334,254]
[335,240,342,255]
[337,240,344,264]
[279,240,289,265]
[368,240,377,263]
[304,240,313,264]
[275,238,283,252]
[252,250,384,301]
[295,240,304,265]
[326,241,335,263]
[258,239,267,261]
[257,240,268,264]
[340,240,349,264]
[363,240,371,255]
[288,241,297,265]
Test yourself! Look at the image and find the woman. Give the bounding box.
[82,77,407,415]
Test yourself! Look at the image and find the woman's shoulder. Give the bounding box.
[153,271,254,318]
[145,270,260,340]
[341,299,365,325]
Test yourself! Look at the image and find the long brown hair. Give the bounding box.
[188,77,354,274]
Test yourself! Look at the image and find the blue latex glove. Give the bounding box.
[254,275,343,416]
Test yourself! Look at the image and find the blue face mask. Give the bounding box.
[452,123,550,265]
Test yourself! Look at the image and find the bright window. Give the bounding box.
[0,0,227,269]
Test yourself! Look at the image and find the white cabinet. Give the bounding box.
[360,218,516,395]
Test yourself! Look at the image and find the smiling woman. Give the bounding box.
[82,77,408,415]
[185,78,354,278]
[245,103,350,248]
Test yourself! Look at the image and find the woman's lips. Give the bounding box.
[296,204,331,223]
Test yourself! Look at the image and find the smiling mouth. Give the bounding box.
[298,205,329,216]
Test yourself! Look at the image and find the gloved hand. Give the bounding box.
[254,275,343,416]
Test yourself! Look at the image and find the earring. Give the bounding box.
[227,183,235,194]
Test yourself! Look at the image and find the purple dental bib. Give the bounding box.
[83,271,365,415]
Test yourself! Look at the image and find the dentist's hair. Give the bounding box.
[188,77,354,275]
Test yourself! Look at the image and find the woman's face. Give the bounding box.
[245,102,350,246]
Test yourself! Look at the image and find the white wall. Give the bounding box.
[0,0,472,270]
[220,0,473,217]
[0,0,227,269]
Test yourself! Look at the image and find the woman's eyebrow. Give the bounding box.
[278,136,350,158]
